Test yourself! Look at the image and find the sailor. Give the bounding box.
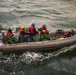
[38,24,50,41]
[29,23,38,42]
[71,29,75,36]
[19,26,26,43]
[6,29,17,44]
[19,26,29,43]
[66,31,72,37]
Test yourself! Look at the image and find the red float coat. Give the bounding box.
[6,32,13,38]
[41,28,48,34]
[29,26,35,34]
[20,29,25,36]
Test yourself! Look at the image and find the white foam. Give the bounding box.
[0,42,4,46]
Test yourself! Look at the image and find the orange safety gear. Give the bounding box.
[6,32,13,38]
[20,29,25,35]
[29,26,35,34]
[41,27,47,34]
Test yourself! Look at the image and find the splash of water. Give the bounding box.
[0,44,76,64]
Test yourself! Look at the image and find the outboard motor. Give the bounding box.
[55,29,64,38]
[56,29,64,34]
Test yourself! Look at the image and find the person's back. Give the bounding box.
[29,23,38,42]
[20,27,25,36]
[19,26,26,43]
[29,25,35,35]
[19,26,30,43]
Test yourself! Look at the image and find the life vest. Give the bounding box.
[74,34,76,36]
[6,32,13,38]
[29,26,35,34]
[41,28,47,34]
[63,33,67,38]
[20,29,25,35]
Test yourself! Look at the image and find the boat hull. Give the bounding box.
[0,36,76,52]
[0,29,76,52]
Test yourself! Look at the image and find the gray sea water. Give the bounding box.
[0,0,76,75]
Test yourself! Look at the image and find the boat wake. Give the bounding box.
[0,44,76,75]
[0,44,76,64]
[18,44,76,64]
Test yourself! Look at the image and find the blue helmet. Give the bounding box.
[31,23,35,26]
[43,24,46,28]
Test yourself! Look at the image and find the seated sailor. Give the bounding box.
[29,23,38,42]
[19,26,29,43]
[38,24,50,41]
[6,29,17,44]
